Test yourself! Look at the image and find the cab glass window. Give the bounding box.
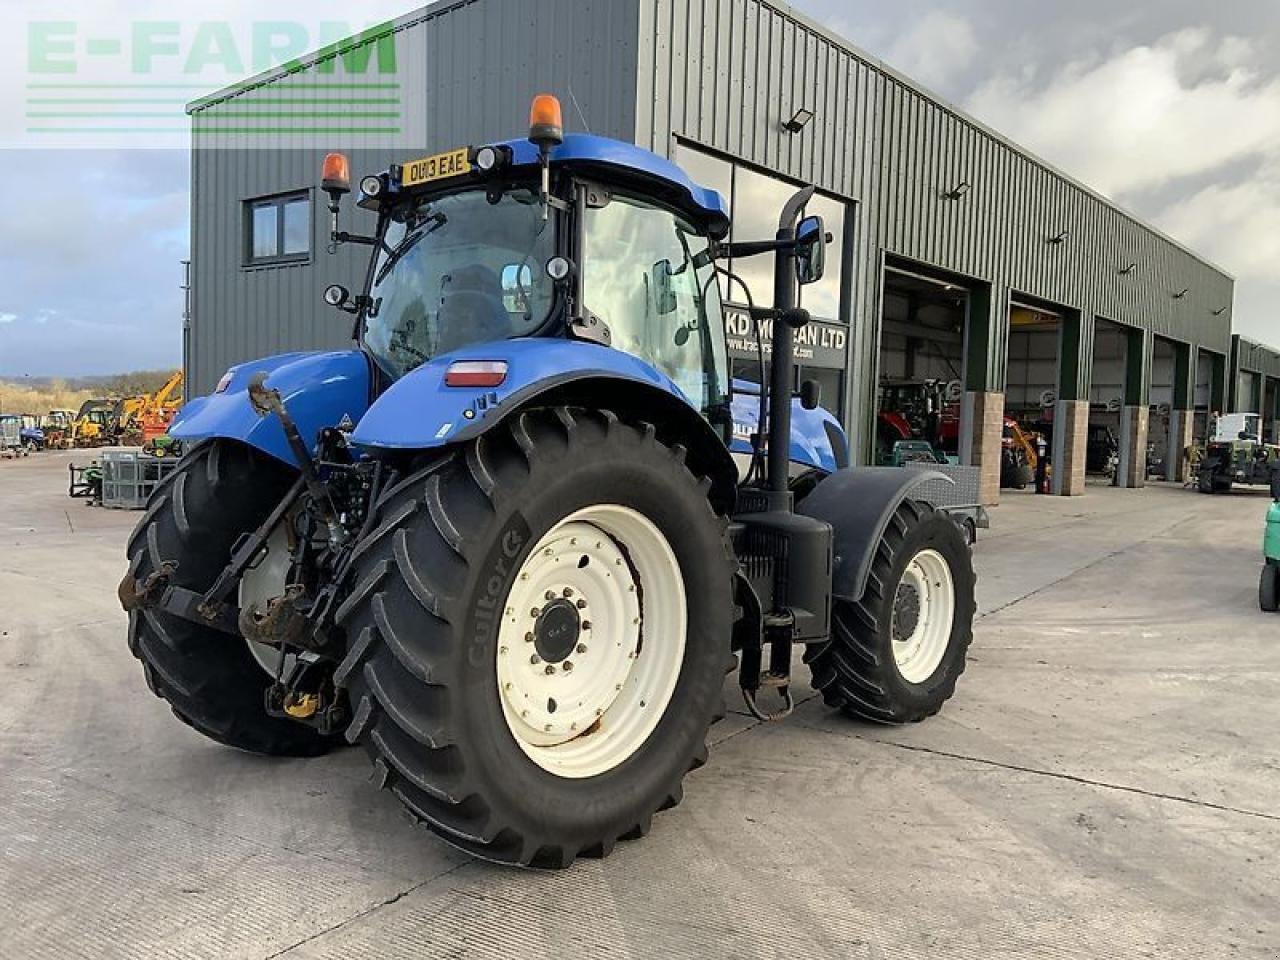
[582,195,728,414]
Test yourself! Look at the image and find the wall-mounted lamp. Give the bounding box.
[1212,306,1228,316]
[783,107,814,133]
[1119,262,1137,275]
[1173,288,1190,300]
[1048,230,1070,245]
[944,180,971,200]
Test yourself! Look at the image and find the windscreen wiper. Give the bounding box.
[374,212,447,285]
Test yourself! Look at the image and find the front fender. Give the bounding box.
[353,338,702,450]
[170,351,371,467]
[729,379,847,473]
[352,338,740,509]
[798,467,949,602]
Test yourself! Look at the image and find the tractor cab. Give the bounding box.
[319,95,826,448]
[323,98,732,424]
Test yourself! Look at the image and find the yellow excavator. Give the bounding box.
[69,399,115,447]
[102,372,186,447]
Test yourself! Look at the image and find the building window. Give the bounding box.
[244,192,311,265]
[676,142,851,418]
[674,143,847,323]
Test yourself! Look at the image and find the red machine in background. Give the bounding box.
[876,378,962,465]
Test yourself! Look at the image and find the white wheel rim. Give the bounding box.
[890,548,955,684]
[238,524,297,678]
[496,504,686,779]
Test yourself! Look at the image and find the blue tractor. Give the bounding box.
[120,95,975,867]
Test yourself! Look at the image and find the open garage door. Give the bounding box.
[1087,320,1127,485]
[1003,301,1061,495]
[1148,338,1176,481]
[1193,349,1220,445]
[876,266,968,467]
[1265,377,1280,443]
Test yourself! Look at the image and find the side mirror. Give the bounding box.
[796,215,826,286]
[651,259,678,315]
[799,378,822,411]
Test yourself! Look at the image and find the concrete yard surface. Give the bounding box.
[1,451,1276,959]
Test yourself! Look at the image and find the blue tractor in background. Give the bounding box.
[120,95,975,868]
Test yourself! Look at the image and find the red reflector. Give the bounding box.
[445,361,508,388]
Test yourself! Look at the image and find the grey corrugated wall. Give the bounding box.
[187,0,641,393]
[1229,335,1280,413]
[631,0,1235,454]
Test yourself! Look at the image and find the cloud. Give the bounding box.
[966,29,1280,197]
[1157,161,1280,281]
[882,12,978,90]
[0,312,16,324]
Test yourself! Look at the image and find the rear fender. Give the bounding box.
[351,338,739,509]
[169,351,372,468]
[797,467,949,602]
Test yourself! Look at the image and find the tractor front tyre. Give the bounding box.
[335,407,734,868]
[805,499,975,723]
[123,440,339,757]
[1261,563,1279,613]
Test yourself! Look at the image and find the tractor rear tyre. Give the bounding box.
[1261,563,1279,613]
[335,407,733,868]
[805,499,975,723]
[124,440,338,756]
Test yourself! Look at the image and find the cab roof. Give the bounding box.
[397,134,730,239]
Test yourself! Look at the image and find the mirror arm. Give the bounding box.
[332,231,378,247]
[717,238,795,259]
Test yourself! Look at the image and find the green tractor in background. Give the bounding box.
[1199,413,1280,494]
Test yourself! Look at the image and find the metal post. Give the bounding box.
[766,186,815,503]
[767,225,796,497]
[180,260,191,387]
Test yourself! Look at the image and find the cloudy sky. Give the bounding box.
[0,0,1277,376]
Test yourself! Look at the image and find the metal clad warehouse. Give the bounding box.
[188,0,1238,501]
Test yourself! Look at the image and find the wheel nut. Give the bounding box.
[576,599,587,609]
[563,587,574,598]
[530,608,540,618]
[530,654,541,665]
[545,590,557,601]
[563,661,574,672]
[582,620,591,630]
[525,632,535,643]
[576,643,587,654]
[544,664,556,675]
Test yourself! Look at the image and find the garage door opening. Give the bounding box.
[876,266,968,467]
[1002,302,1062,495]
[1265,377,1280,443]
[1087,319,1128,486]
[1148,338,1177,481]
[1193,349,1220,445]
